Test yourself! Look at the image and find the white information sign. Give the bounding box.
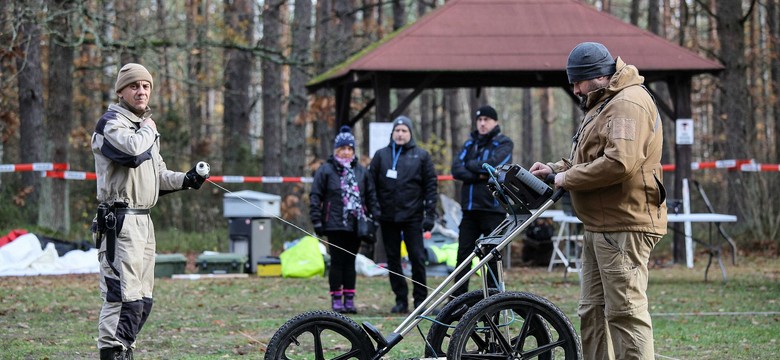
[676,118,694,145]
[369,122,394,158]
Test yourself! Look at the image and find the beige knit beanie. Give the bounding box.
[114,63,154,93]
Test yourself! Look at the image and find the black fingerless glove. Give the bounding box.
[182,166,208,190]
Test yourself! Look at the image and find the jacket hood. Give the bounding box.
[584,57,644,110]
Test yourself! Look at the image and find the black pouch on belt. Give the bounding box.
[106,203,132,262]
[94,203,110,249]
[105,210,118,264]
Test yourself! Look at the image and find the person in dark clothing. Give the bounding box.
[369,116,438,314]
[450,105,514,297]
[310,126,380,314]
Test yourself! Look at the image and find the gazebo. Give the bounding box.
[306,0,724,262]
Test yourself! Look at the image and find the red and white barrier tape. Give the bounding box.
[38,172,456,182]
[2,160,777,183]
[740,163,780,172]
[210,176,314,184]
[0,163,69,172]
[661,159,771,171]
[43,171,97,180]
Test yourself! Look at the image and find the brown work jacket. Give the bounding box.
[549,57,668,235]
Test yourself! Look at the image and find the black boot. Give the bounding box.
[343,290,357,314]
[390,301,408,314]
[99,346,125,360]
[125,348,134,360]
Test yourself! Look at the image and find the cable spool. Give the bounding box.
[196,161,210,177]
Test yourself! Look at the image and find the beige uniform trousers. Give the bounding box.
[579,231,660,360]
[97,213,156,350]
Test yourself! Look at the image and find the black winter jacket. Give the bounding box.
[309,156,380,232]
[369,139,438,223]
[451,125,514,213]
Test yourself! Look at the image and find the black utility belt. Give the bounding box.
[108,202,151,215]
[114,208,150,215]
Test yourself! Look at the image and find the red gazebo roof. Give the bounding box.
[308,0,722,90]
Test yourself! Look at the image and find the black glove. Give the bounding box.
[182,165,208,190]
[313,223,324,237]
[422,216,435,232]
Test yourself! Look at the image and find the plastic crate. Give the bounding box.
[155,253,187,278]
[256,256,282,277]
[196,253,247,274]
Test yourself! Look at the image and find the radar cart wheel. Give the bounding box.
[446,292,581,360]
[264,310,375,360]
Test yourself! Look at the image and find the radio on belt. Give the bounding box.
[487,164,553,214]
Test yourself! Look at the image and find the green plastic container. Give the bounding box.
[196,253,247,274]
[154,253,187,278]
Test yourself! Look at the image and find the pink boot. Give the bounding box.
[330,291,344,313]
[343,289,357,314]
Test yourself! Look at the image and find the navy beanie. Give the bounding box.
[334,125,355,149]
[566,42,616,83]
[475,105,498,121]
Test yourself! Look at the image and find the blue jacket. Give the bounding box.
[452,125,514,213]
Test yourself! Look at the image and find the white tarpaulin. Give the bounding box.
[0,233,99,276]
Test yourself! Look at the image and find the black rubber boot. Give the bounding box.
[390,302,408,314]
[99,346,125,360]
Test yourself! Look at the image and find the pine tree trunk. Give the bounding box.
[187,0,208,159]
[40,0,74,233]
[116,0,140,64]
[0,0,11,189]
[284,0,313,223]
[521,88,533,166]
[262,0,284,196]
[287,0,312,175]
[630,0,640,25]
[16,1,44,217]
[222,0,254,175]
[446,88,462,201]
[539,88,553,162]
[715,0,751,217]
[769,0,780,164]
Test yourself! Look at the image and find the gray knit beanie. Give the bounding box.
[566,42,616,83]
[392,116,414,135]
[115,63,154,93]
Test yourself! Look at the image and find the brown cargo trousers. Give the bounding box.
[579,231,661,360]
[97,213,156,351]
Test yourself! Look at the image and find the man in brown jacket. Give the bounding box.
[531,42,667,360]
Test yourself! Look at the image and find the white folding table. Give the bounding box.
[547,214,583,274]
[548,212,738,281]
[667,213,737,281]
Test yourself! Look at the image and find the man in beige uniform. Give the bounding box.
[531,42,667,360]
[92,63,208,359]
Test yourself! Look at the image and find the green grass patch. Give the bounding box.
[0,256,778,359]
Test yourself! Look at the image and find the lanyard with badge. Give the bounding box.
[387,142,402,179]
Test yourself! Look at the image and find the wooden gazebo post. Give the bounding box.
[671,76,693,264]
